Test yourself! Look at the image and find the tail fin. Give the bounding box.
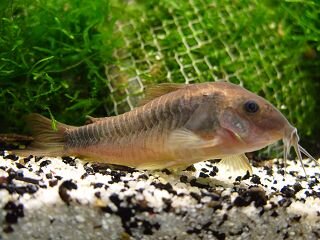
[13,114,74,157]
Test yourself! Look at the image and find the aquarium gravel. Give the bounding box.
[0,151,319,239]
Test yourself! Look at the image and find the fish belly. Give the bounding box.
[68,135,207,169]
[68,136,177,169]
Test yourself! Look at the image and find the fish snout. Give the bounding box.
[283,124,297,142]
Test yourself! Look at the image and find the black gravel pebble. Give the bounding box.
[16,170,24,177]
[185,165,196,172]
[151,182,177,195]
[241,171,250,180]
[209,170,217,177]
[109,170,124,183]
[93,182,104,188]
[212,230,226,240]
[162,198,172,212]
[138,174,149,180]
[250,174,261,184]
[39,160,51,168]
[0,166,6,171]
[3,154,19,161]
[58,180,78,205]
[3,225,14,233]
[55,176,62,180]
[293,182,303,193]
[264,166,273,176]
[292,214,302,222]
[211,166,219,173]
[5,212,18,224]
[187,227,201,234]
[34,156,43,162]
[14,175,40,185]
[190,192,201,202]
[46,173,53,179]
[142,220,160,235]
[201,168,209,173]
[308,179,319,189]
[4,201,24,224]
[199,172,209,178]
[161,169,171,175]
[278,198,292,207]
[235,176,242,182]
[233,187,267,207]
[23,155,33,163]
[271,210,279,217]
[83,164,95,175]
[201,191,220,201]
[189,178,208,189]
[49,179,58,187]
[305,190,320,198]
[218,214,228,227]
[104,194,156,236]
[180,175,188,183]
[7,168,17,180]
[61,156,76,167]
[280,186,296,198]
[15,163,26,169]
[27,184,39,194]
[14,184,39,195]
[80,173,88,179]
[289,171,299,177]
[259,208,265,216]
[4,201,17,211]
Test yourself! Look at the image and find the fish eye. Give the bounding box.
[244,100,259,113]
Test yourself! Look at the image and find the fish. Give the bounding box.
[15,81,318,174]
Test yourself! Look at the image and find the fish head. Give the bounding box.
[215,82,318,174]
[217,83,292,153]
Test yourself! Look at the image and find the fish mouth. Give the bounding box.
[283,127,318,176]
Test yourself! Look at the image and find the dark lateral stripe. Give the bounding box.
[111,117,122,136]
[143,104,153,130]
[86,124,98,144]
[93,123,101,140]
[149,97,161,127]
[66,124,99,147]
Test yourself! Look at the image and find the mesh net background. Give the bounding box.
[103,0,317,140]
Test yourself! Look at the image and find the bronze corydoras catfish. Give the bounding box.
[19,82,317,173]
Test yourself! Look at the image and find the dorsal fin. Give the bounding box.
[139,83,187,106]
[85,115,107,124]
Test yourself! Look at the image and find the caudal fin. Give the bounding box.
[13,114,74,157]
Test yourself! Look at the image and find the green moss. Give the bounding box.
[0,0,120,132]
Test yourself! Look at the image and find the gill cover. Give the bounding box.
[219,109,249,141]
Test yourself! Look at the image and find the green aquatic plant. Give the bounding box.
[0,0,120,133]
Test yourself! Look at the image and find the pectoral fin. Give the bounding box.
[218,154,253,175]
[168,128,221,149]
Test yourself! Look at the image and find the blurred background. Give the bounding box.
[0,0,319,156]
